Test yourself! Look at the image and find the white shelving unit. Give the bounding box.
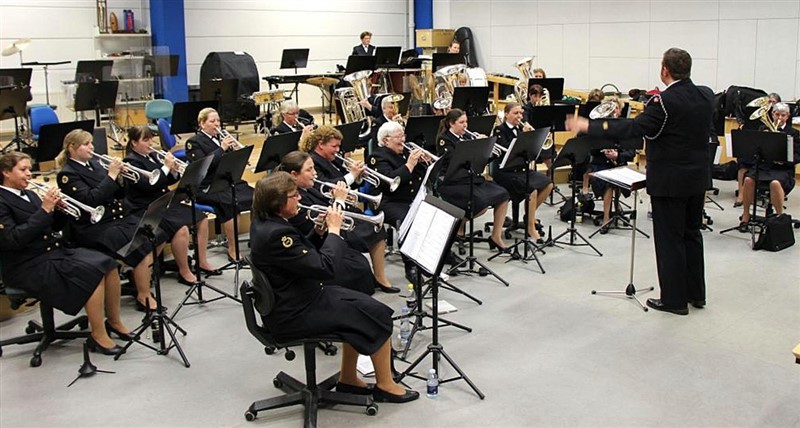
[93,30,153,105]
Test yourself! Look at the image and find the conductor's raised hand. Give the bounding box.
[565,115,589,134]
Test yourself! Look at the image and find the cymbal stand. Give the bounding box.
[591,189,653,311]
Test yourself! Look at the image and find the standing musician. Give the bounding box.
[123,126,221,285]
[1,152,131,355]
[523,84,556,167]
[738,102,800,230]
[269,100,315,136]
[580,96,637,234]
[298,126,397,293]
[352,31,375,56]
[55,129,161,313]
[277,151,380,296]
[369,121,427,282]
[492,102,553,243]
[567,48,712,315]
[185,107,255,263]
[436,108,511,252]
[249,172,418,403]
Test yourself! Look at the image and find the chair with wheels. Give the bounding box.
[240,264,377,426]
[145,99,173,134]
[157,118,187,161]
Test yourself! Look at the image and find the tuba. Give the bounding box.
[336,70,373,138]
[513,56,535,104]
[747,96,778,132]
[432,64,466,110]
[589,100,618,119]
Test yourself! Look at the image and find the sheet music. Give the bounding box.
[397,161,436,243]
[787,135,794,163]
[724,133,733,158]
[499,138,517,169]
[400,202,458,275]
[714,145,722,165]
[592,166,646,191]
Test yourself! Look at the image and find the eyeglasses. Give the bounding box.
[285,111,299,116]
[287,192,301,199]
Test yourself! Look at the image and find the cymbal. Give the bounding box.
[2,38,31,57]
[306,76,339,87]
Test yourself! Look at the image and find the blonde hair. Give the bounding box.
[298,125,343,153]
[587,88,604,102]
[197,107,217,127]
[55,129,92,168]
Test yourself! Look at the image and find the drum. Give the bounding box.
[251,89,284,105]
[465,67,488,87]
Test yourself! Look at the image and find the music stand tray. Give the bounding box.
[374,46,402,68]
[432,53,465,71]
[528,77,565,102]
[335,120,365,153]
[452,87,489,117]
[280,49,310,70]
[171,100,219,135]
[467,115,496,136]
[404,115,441,152]
[36,120,94,165]
[254,131,301,173]
[75,60,114,83]
[344,55,377,75]
[0,68,32,88]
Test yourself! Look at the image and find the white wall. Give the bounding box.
[441,0,800,98]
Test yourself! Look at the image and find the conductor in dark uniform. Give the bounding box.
[185,107,254,263]
[567,48,713,315]
[352,31,375,56]
[249,172,418,403]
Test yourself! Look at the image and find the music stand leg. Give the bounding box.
[546,158,603,256]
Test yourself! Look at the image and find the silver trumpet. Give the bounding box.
[216,126,245,149]
[335,154,401,192]
[27,181,105,224]
[299,203,385,233]
[314,179,382,210]
[152,149,188,174]
[464,129,507,155]
[403,141,440,162]
[91,152,161,185]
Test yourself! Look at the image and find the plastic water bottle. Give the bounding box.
[405,283,416,312]
[399,306,410,348]
[426,368,439,398]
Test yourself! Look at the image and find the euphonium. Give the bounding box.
[299,203,384,232]
[335,153,401,192]
[27,181,105,223]
[747,97,779,132]
[589,100,618,119]
[314,178,382,210]
[539,87,551,106]
[91,152,160,185]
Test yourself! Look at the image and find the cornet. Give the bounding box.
[27,181,105,223]
[299,203,384,233]
[152,149,187,174]
[403,141,440,162]
[216,127,245,150]
[335,154,401,192]
[91,152,160,185]
[314,178,382,210]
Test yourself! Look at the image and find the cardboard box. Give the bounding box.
[416,29,455,48]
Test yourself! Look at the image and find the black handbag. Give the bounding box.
[754,214,795,251]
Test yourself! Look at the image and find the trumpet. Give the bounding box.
[299,203,384,233]
[335,154,401,192]
[314,178,382,210]
[27,181,105,224]
[216,127,245,150]
[403,141,440,162]
[297,115,319,130]
[152,149,187,174]
[91,152,160,185]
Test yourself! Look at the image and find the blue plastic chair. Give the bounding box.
[30,106,59,141]
[145,99,173,134]
[157,118,186,161]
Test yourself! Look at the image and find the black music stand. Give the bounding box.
[444,136,509,286]
[0,68,32,88]
[75,60,113,83]
[36,120,94,169]
[21,61,70,107]
[528,104,574,205]
[280,49,310,103]
[74,81,119,127]
[200,79,238,123]
[528,77,564,102]
[589,167,653,311]
[375,46,401,68]
[115,191,190,367]
[171,100,219,135]
[344,55,376,76]
[0,85,32,153]
[432,53,465,71]
[719,129,789,247]
[253,131,301,173]
[452,87,489,117]
[546,136,603,256]
[405,115,442,153]
[467,115,495,136]
[335,120,365,153]
[396,196,484,400]
[488,128,550,272]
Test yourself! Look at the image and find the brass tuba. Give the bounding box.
[589,100,618,119]
[513,56,535,104]
[336,70,373,138]
[747,96,778,132]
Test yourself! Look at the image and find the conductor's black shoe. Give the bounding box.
[372,386,420,403]
[335,382,374,395]
[737,222,749,233]
[646,298,688,315]
[86,336,125,356]
[689,299,706,309]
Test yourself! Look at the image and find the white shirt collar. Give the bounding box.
[69,158,91,168]
[0,185,27,199]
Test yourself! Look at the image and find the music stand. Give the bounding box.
[404,115,442,153]
[396,195,484,399]
[75,60,113,83]
[0,68,32,88]
[74,80,119,126]
[452,87,489,117]
[488,128,550,272]
[36,120,94,167]
[528,77,564,102]
[344,55,377,76]
[0,85,32,153]
[335,120,365,153]
[375,46,401,68]
[280,49,310,103]
[432,53,465,71]
[171,100,219,135]
[200,79,238,123]
[546,136,603,256]
[20,61,70,107]
[589,166,652,311]
[528,104,574,205]
[115,191,190,367]
[253,131,301,173]
[467,115,496,136]
[92,127,108,156]
[444,136,509,286]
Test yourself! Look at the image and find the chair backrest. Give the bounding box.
[145,99,173,121]
[30,106,59,136]
[157,118,177,149]
[240,262,279,349]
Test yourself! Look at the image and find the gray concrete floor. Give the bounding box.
[1,179,798,428]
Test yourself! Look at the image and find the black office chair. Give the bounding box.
[240,265,378,426]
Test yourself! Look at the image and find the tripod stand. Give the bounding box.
[588,187,650,239]
[0,85,31,153]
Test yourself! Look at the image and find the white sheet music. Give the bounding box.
[724,133,733,158]
[714,145,722,165]
[397,161,437,243]
[592,166,646,191]
[400,201,458,275]
[499,138,517,169]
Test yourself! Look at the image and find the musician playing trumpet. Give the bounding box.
[369,96,404,156]
[270,100,315,136]
[124,126,221,285]
[186,107,255,263]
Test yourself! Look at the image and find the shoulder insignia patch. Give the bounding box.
[186,142,192,150]
[0,223,4,230]
[281,236,293,248]
[370,157,376,165]
[302,249,308,254]
[61,175,69,184]
[602,121,609,131]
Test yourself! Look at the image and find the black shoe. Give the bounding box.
[446,251,464,266]
[599,224,610,235]
[335,382,374,395]
[135,299,167,313]
[200,267,223,276]
[104,320,133,341]
[689,299,706,309]
[487,237,508,253]
[733,201,743,208]
[227,255,249,266]
[737,222,749,233]
[372,386,420,403]
[376,284,401,294]
[86,336,125,356]
[646,298,688,315]
[177,275,198,286]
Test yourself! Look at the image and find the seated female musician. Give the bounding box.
[55,130,160,312]
[436,108,511,252]
[185,107,254,263]
[1,152,131,354]
[250,172,418,403]
[522,84,556,168]
[579,97,636,234]
[269,100,315,136]
[491,102,553,243]
[738,102,800,231]
[123,126,221,285]
[587,88,604,102]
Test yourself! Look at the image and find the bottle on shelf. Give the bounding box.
[426,368,439,398]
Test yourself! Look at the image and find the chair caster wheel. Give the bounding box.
[458,248,465,255]
[707,219,713,225]
[324,345,337,356]
[25,325,36,334]
[285,349,295,361]
[264,346,276,355]
[713,189,719,195]
[273,377,283,388]
[30,355,42,367]
[478,268,489,277]
[504,231,512,240]
[483,225,490,232]
[366,404,379,416]
[245,411,256,421]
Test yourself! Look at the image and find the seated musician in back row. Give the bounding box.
[186,107,254,263]
[492,102,553,243]
[738,102,800,231]
[299,126,397,293]
[523,84,556,168]
[269,100,315,136]
[369,96,403,148]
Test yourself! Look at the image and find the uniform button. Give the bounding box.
[43,235,48,239]
[55,242,60,247]
[46,247,51,251]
